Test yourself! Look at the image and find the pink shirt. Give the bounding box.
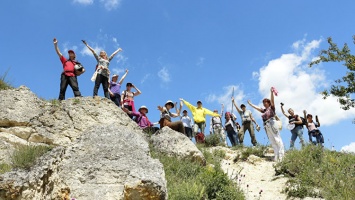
[307,122,319,132]
[261,106,275,121]
[131,112,153,129]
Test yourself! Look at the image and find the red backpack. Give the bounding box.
[195,132,205,143]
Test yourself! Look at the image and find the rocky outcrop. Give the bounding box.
[0,124,167,200]
[0,86,142,147]
[150,127,206,165]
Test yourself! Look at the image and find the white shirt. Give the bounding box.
[180,115,192,128]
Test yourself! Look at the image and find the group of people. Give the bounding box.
[53,38,324,162]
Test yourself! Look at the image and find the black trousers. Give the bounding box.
[93,74,109,98]
[110,93,121,106]
[58,73,81,100]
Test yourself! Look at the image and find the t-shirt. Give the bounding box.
[261,106,275,122]
[239,110,252,123]
[307,121,319,132]
[181,115,192,128]
[94,53,113,78]
[288,115,302,128]
[60,56,75,77]
[160,107,173,122]
[110,81,121,94]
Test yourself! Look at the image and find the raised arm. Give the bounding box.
[132,84,141,96]
[181,99,196,113]
[53,38,62,58]
[247,100,263,113]
[176,101,183,116]
[209,118,213,134]
[204,108,220,117]
[315,115,320,127]
[220,103,224,116]
[82,40,98,58]
[118,69,129,84]
[303,110,307,120]
[270,87,275,107]
[281,105,289,118]
[231,97,242,113]
[108,47,123,61]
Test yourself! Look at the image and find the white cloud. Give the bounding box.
[111,67,124,75]
[196,57,205,66]
[256,38,355,126]
[206,85,245,114]
[62,42,78,56]
[73,0,93,5]
[80,43,103,57]
[100,0,122,11]
[252,71,259,80]
[158,67,171,83]
[341,142,355,153]
[141,73,151,84]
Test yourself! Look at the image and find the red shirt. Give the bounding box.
[60,56,75,77]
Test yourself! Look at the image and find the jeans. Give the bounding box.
[238,121,257,146]
[58,74,81,100]
[93,74,109,98]
[184,127,193,139]
[290,125,305,148]
[264,118,285,161]
[309,130,324,145]
[110,93,121,106]
[227,130,238,146]
[193,122,206,136]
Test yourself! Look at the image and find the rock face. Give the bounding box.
[150,127,206,165]
[0,124,167,200]
[0,86,141,146]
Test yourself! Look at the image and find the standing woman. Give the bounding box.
[224,112,239,146]
[108,69,129,107]
[121,83,141,117]
[248,87,285,161]
[82,40,122,98]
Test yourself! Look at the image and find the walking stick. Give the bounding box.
[231,87,234,113]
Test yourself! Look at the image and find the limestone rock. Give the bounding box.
[247,155,263,164]
[0,124,167,200]
[150,126,206,165]
[0,86,44,127]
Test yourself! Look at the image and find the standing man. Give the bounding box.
[53,38,84,100]
[180,98,220,137]
[232,97,258,146]
[181,110,193,140]
[210,104,227,145]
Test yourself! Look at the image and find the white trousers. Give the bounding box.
[264,118,285,161]
[213,125,227,145]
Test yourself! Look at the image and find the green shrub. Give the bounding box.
[0,163,12,174]
[0,69,13,90]
[11,145,53,170]
[204,133,224,147]
[151,148,244,200]
[240,145,268,161]
[275,145,355,199]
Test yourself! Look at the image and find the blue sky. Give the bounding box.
[1,0,355,151]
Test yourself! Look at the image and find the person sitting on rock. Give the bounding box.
[158,100,185,134]
[180,98,220,138]
[303,110,324,146]
[209,104,227,146]
[281,104,305,148]
[123,105,159,134]
[108,69,129,107]
[224,112,239,146]
[121,82,141,118]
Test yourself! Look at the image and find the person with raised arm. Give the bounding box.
[53,38,84,100]
[281,104,305,148]
[82,40,122,98]
[247,87,285,161]
[108,69,129,107]
[210,104,227,145]
[180,98,220,137]
[303,110,324,146]
[158,100,185,134]
[232,97,258,146]
[121,83,141,118]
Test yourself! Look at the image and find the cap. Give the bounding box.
[126,82,133,87]
[165,100,174,108]
[197,100,202,104]
[240,104,246,108]
[138,105,148,113]
[112,74,118,78]
[183,110,188,113]
[68,50,75,54]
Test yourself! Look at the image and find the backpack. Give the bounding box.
[195,132,205,143]
[300,117,307,126]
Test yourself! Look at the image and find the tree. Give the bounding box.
[309,36,355,110]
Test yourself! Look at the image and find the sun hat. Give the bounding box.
[165,100,174,108]
[112,74,118,78]
[138,105,148,113]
